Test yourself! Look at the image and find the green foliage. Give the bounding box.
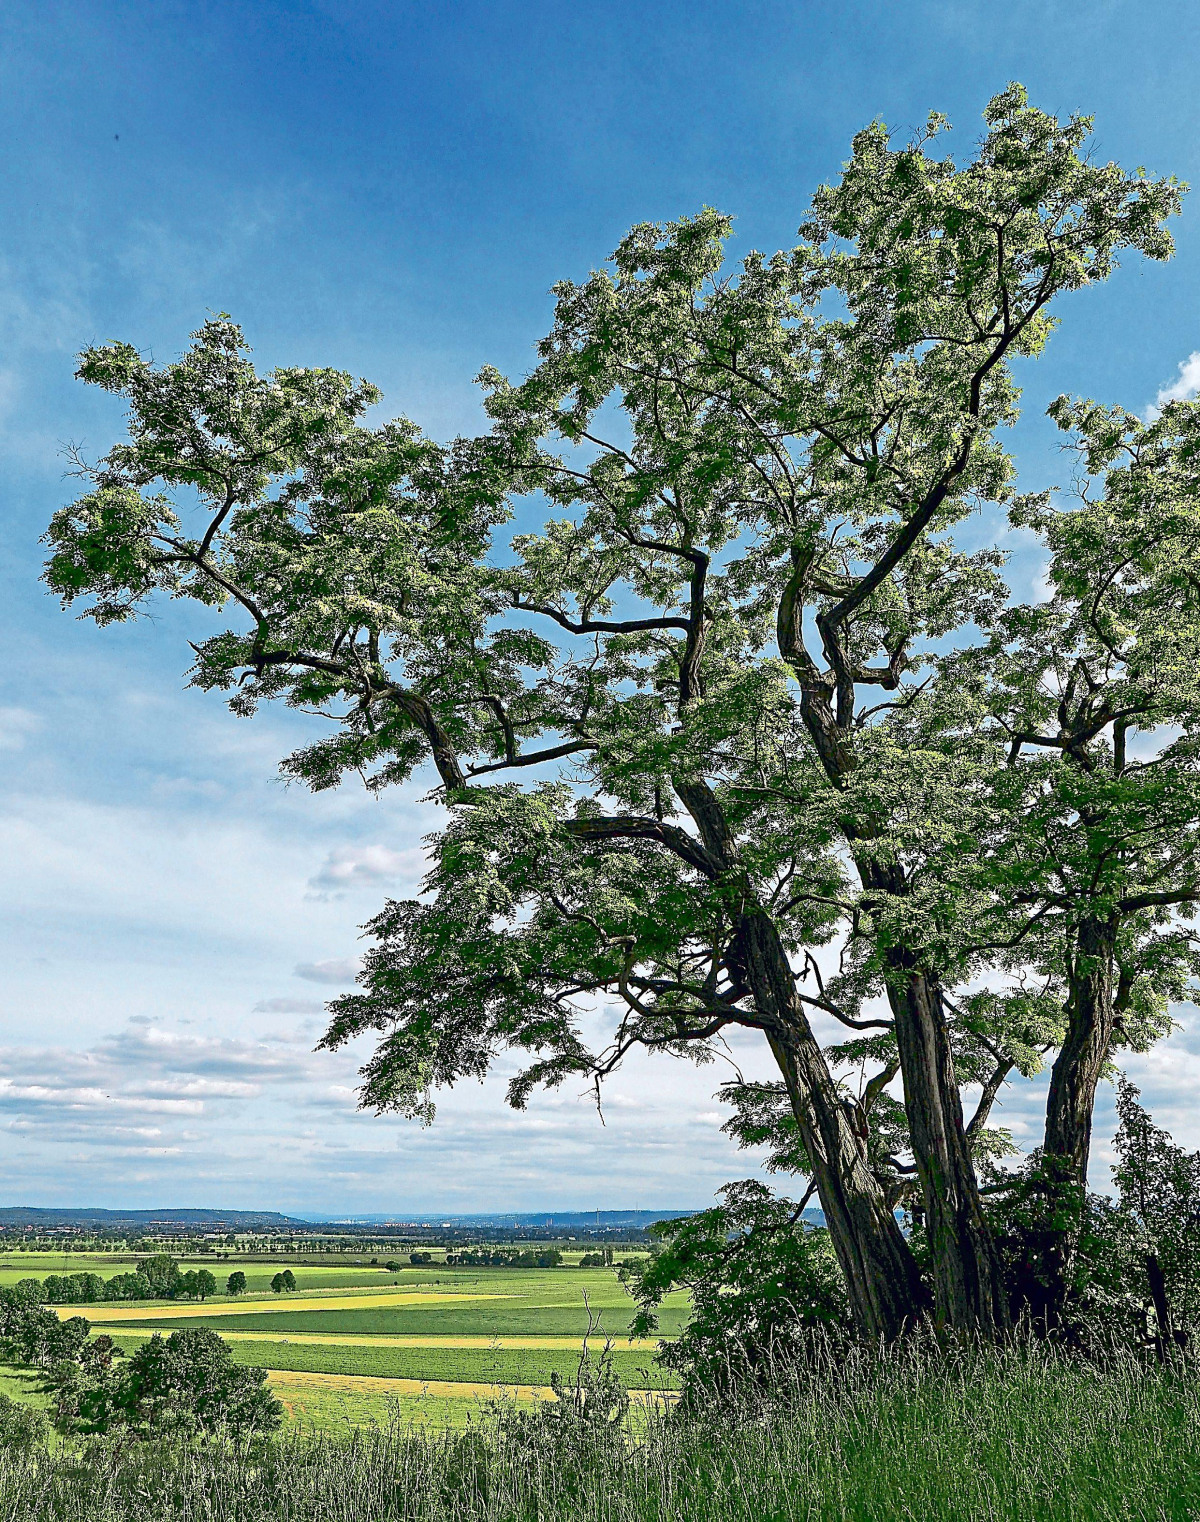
[270,1270,297,1294]
[0,1394,48,1453]
[444,1249,561,1269]
[987,1082,1200,1351]
[1,1351,1198,1520]
[0,1285,280,1438]
[119,1328,282,1435]
[36,1273,104,1305]
[226,1270,247,1296]
[0,1299,90,1371]
[950,391,1200,1021]
[625,1181,847,1401]
[136,1255,182,1300]
[1109,1077,1200,1348]
[45,1334,125,1435]
[102,1273,151,1302]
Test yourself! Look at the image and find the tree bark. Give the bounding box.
[671,777,927,1337]
[1044,915,1118,1181]
[738,909,930,1339]
[1030,916,1119,1327]
[884,960,1010,1335]
[778,634,1007,1335]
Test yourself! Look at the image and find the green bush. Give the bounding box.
[120,1329,282,1436]
[0,1395,48,1453]
[625,1180,848,1401]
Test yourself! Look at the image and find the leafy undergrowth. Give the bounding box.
[0,1347,1197,1521]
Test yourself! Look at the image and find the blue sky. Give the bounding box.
[1,0,1199,1214]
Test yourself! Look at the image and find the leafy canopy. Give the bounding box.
[42,87,1185,1173]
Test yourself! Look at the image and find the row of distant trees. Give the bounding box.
[31,1259,310,1304]
[25,1252,587,1306]
[31,1256,219,1305]
[444,1248,563,1268]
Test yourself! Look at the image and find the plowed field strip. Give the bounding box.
[266,1369,676,1405]
[202,1332,659,1350]
[68,1292,514,1323]
[268,1369,553,1401]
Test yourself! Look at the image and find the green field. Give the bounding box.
[101,1328,675,1390]
[107,1296,687,1339]
[17,1253,682,1430]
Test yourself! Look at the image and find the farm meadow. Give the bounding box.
[0,1251,685,1431]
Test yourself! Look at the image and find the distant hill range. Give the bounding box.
[0,1204,827,1234]
[0,1206,305,1231]
[330,1209,829,1228]
[322,1210,701,1229]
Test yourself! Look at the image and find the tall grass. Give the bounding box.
[0,1343,1196,1521]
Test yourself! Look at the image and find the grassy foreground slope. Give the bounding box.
[1,1349,1197,1520]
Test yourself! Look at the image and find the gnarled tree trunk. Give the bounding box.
[739,909,930,1339]
[674,776,928,1338]
[1044,915,1118,1181]
[1030,916,1119,1327]
[884,960,1009,1335]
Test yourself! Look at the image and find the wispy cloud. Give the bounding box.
[0,1027,313,1121]
[295,956,362,985]
[0,707,42,751]
[253,997,326,1014]
[306,843,424,898]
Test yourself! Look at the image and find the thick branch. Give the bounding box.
[966,1059,1015,1143]
[564,815,725,879]
[467,740,596,777]
[513,598,689,635]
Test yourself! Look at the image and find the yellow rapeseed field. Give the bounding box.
[69,1291,515,1323]
[197,1331,652,1350]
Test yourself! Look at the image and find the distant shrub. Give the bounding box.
[39,1273,105,1305]
[103,1273,151,1302]
[135,1255,182,1300]
[579,1249,614,1268]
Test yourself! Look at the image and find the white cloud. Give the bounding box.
[1150,351,1200,418]
[295,956,362,985]
[307,843,424,897]
[253,997,326,1014]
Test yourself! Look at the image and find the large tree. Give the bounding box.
[44,86,1180,1336]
